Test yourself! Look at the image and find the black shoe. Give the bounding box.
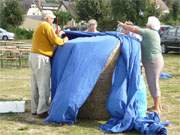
[37,112,48,118]
[32,112,37,115]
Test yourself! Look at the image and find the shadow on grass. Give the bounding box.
[0,112,139,134]
[163,52,180,55]
[76,118,139,135]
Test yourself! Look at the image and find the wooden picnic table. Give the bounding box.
[0,45,31,68]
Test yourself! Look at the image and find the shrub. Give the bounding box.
[11,27,33,40]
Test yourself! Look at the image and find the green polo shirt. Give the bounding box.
[139,28,162,62]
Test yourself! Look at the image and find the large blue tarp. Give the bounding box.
[45,34,120,124]
[45,31,168,134]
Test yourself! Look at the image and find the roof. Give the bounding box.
[41,3,59,11]
[59,1,77,18]
[32,0,77,17]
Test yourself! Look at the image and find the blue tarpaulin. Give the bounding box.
[45,31,168,135]
[160,72,172,79]
[45,33,120,124]
[134,112,169,135]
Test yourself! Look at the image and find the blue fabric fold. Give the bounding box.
[160,72,172,79]
[100,34,168,135]
[134,112,169,135]
[45,34,120,124]
[100,35,145,132]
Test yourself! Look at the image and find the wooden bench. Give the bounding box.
[0,41,24,46]
[0,45,30,68]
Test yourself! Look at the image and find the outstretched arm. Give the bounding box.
[118,21,140,34]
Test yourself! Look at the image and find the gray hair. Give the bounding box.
[146,16,160,31]
[87,19,97,27]
[42,10,55,20]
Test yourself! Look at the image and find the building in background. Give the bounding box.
[155,0,169,14]
[27,3,41,16]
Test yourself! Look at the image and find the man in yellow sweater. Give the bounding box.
[29,10,68,118]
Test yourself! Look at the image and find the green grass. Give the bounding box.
[0,53,180,135]
[0,68,30,101]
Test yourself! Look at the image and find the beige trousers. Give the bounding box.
[143,56,164,97]
[29,53,51,114]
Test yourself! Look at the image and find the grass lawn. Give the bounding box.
[0,53,179,135]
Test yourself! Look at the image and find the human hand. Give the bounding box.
[58,30,65,37]
[63,36,68,43]
[125,21,133,25]
[117,21,124,26]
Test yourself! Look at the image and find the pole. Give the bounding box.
[56,16,59,34]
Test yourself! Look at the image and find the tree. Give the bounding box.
[0,0,24,29]
[76,0,110,21]
[161,0,180,25]
[54,11,72,27]
[163,0,173,8]
[0,0,5,27]
[171,0,180,21]
[76,0,112,31]
[111,0,160,26]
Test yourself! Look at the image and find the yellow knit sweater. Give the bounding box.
[31,21,65,57]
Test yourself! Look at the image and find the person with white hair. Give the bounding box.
[85,19,99,32]
[29,10,68,118]
[118,16,163,114]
